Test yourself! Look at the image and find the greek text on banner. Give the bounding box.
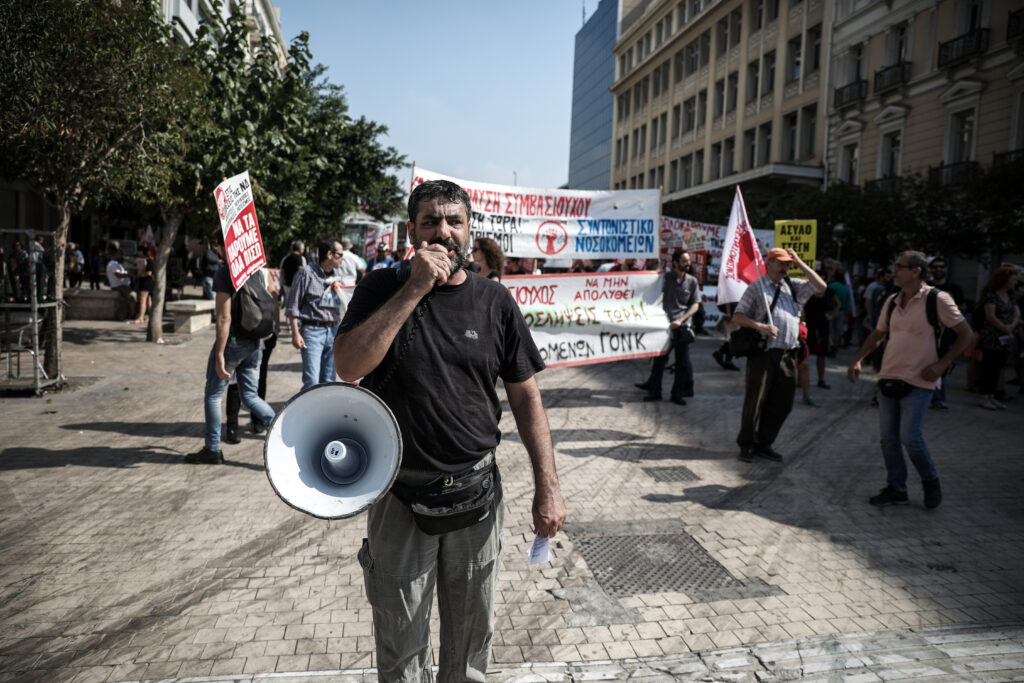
[413,166,660,261]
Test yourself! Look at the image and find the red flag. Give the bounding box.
[717,185,765,305]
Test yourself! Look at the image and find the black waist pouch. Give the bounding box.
[877,378,914,399]
[391,462,502,535]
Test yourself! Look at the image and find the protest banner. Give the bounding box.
[717,185,766,305]
[364,224,395,262]
[503,271,670,368]
[774,220,817,277]
[661,216,714,284]
[413,166,661,261]
[214,171,266,289]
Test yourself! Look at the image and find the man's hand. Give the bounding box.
[533,484,566,539]
[407,241,453,294]
[215,353,230,381]
[762,323,779,339]
[848,359,861,383]
[292,330,306,350]
[920,362,944,382]
[669,318,682,330]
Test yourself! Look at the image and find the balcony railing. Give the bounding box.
[866,176,903,194]
[994,148,1024,166]
[874,62,912,94]
[928,161,979,186]
[1009,9,1024,42]
[938,29,990,68]
[834,79,868,109]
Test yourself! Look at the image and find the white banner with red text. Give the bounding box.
[503,272,670,368]
[412,166,661,261]
[214,171,267,290]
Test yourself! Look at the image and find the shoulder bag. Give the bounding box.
[729,281,783,358]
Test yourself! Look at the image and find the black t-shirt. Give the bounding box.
[213,264,271,339]
[202,250,221,278]
[281,253,304,287]
[339,269,544,472]
[929,280,964,307]
[803,287,836,328]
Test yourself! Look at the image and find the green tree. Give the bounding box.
[0,0,184,372]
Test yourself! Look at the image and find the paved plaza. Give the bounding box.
[1,310,1023,682]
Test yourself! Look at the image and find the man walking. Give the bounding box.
[366,242,393,271]
[186,256,276,465]
[635,249,700,405]
[733,248,827,462]
[334,179,566,682]
[279,240,306,303]
[105,248,135,321]
[337,238,364,285]
[285,239,347,389]
[847,251,971,508]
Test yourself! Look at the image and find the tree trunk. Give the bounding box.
[42,196,70,381]
[148,209,183,342]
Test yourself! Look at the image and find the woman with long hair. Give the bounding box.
[472,237,505,282]
[977,266,1020,409]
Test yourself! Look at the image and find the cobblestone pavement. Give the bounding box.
[1,312,1022,682]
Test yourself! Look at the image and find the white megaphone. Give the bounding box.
[264,382,402,519]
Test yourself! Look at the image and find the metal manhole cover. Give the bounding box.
[570,532,743,597]
[642,465,700,482]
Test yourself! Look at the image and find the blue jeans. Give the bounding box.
[203,338,275,451]
[878,386,938,492]
[300,323,338,389]
[646,328,694,399]
[202,275,216,319]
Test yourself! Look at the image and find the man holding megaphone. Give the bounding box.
[334,179,566,682]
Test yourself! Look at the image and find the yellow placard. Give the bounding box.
[774,220,817,277]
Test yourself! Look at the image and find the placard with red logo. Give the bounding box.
[214,171,266,290]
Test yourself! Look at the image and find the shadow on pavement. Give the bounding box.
[0,445,264,471]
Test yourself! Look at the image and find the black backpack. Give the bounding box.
[236,274,275,340]
[884,288,956,356]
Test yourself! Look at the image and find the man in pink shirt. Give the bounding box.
[847,251,972,508]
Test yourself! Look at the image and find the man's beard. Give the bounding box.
[429,237,468,276]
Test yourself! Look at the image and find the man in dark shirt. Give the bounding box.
[279,240,306,302]
[333,179,566,682]
[926,256,964,409]
[635,249,701,405]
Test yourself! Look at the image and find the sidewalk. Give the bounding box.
[1,319,1022,682]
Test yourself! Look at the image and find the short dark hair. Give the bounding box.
[318,239,340,262]
[408,180,471,224]
[901,250,929,279]
[928,256,947,267]
[672,249,690,264]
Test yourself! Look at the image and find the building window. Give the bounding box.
[674,49,685,82]
[744,128,757,170]
[724,137,735,175]
[632,128,640,157]
[783,112,798,161]
[615,138,622,166]
[887,22,908,64]
[697,90,708,125]
[656,165,665,189]
[766,0,779,21]
[730,8,743,47]
[656,19,664,45]
[653,65,663,97]
[650,117,659,152]
[694,149,704,184]
[691,0,703,18]
[718,18,729,55]
[670,159,679,191]
[684,97,696,131]
[763,51,775,95]
[661,60,670,93]
[700,30,711,64]
[686,42,699,75]
[787,35,802,81]
[758,122,772,165]
[681,155,693,188]
[840,142,858,183]
[881,131,901,177]
[659,112,667,147]
[807,24,822,72]
[677,2,687,28]
[714,79,725,116]
[747,61,760,102]
[649,168,657,188]
[710,142,722,180]
[949,109,975,162]
[800,104,817,158]
[727,72,739,112]
[672,104,682,138]
[640,124,648,155]
[752,0,763,30]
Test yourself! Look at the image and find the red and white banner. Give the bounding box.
[413,166,661,261]
[717,186,765,305]
[503,271,670,368]
[215,171,266,290]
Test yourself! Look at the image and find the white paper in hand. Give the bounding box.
[528,535,553,565]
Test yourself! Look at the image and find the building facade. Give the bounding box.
[826,0,1024,191]
[568,0,620,189]
[610,0,834,205]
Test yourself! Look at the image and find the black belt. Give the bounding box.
[300,319,337,328]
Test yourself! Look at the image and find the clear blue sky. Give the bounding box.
[275,1,592,192]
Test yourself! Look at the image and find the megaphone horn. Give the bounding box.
[264,382,402,520]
